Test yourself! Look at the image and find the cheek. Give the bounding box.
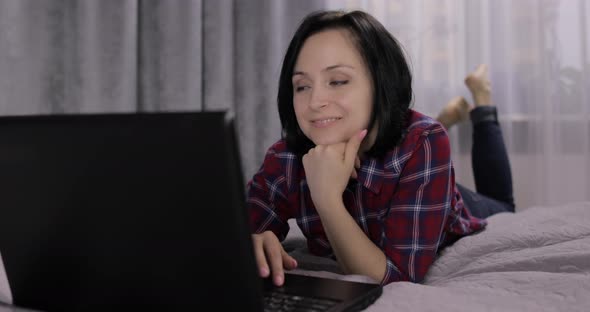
[360,91,374,123]
[292,100,306,126]
[348,95,373,122]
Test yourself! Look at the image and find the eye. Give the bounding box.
[295,85,310,92]
[330,80,349,86]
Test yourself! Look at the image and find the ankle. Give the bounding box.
[470,106,498,125]
[473,93,491,106]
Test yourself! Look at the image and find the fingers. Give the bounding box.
[281,249,298,270]
[252,234,270,278]
[253,231,296,286]
[350,156,361,179]
[263,240,285,286]
[305,134,365,177]
[344,129,367,167]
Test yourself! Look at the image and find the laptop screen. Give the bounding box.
[0,111,263,311]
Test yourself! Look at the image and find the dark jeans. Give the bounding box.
[457,106,515,219]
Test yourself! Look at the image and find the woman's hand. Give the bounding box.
[302,129,367,209]
[351,155,361,179]
[251,231,298,286]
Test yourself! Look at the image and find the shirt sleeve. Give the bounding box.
[380,124,453,285]
[246,145,292,241]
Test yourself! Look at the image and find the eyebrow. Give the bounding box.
[293,64,355,77]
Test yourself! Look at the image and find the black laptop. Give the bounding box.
[0,111,382,311]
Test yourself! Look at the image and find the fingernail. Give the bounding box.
[359,129,368,139]
[275,275,283,286]
[260,267,269,277]
[292,259,298,267]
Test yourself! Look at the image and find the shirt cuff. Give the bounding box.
[380,258,403,285]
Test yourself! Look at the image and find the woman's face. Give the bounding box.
[292,28,374,148]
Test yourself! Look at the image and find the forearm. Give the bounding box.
[315,198,387,283]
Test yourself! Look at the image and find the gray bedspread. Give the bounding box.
[287,201,590,312]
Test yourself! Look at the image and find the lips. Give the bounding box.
[311,117,342,128]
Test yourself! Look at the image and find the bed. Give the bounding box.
[285,201,590,311]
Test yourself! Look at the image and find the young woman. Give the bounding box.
[246,10,514,287]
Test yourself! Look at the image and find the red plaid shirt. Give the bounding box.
[246,109,487,285]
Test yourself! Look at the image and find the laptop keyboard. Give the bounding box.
[263,290,339,312]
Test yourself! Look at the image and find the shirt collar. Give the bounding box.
[355,157,385,194]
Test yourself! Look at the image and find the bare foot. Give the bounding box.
[436,96,472,129]
[465,64,491,106]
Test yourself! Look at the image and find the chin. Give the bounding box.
[310,136,346,146]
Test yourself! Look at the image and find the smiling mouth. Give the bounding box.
[311,117,342,128]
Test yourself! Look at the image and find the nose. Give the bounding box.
[308,86,330,110]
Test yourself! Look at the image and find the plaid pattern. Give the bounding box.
[246,110,487,285]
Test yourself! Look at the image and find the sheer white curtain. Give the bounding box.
[326,0,590,210]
